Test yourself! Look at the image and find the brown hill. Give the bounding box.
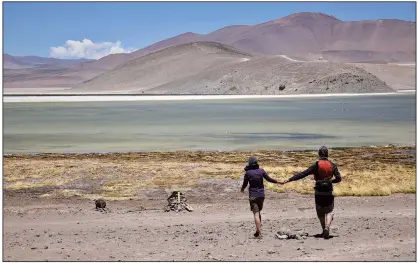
[135,12,415,60]
[4,54,92,69]
[147,57,394,95]
[73,42,253,92]
[4,12,415,92]
[76,42,394,95]
[88,12,413,67]
[3,51,148,90]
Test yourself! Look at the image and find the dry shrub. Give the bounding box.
[4,146,415,199]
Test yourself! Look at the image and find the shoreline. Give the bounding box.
[4,144,416,157]
[3,91,415,103]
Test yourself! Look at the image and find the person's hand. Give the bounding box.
[277,180,288,185]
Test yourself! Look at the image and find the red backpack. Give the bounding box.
[314,160,334,181]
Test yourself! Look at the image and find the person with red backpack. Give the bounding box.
[279,146,342,239]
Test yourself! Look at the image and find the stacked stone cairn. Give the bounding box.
[165,191,194,212]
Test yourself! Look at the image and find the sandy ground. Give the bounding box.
[3,91,415,103]
[4,189,416,261]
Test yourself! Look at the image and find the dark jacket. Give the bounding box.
[288,157,342,194]
[241,165,278,198]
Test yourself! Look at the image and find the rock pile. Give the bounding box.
[95,199,106,209]
[275,229,309,240]
[94,199,110,213]
[165,191,194,212]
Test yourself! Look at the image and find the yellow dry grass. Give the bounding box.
[4,146,415,200]
[266,164,416,196]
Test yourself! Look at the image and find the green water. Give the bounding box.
[4,95,416,153]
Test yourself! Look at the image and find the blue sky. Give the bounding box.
[4,1,416,58]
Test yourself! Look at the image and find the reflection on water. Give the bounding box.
[4,95,416,153]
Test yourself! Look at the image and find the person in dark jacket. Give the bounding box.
[279,146,342,239]
[241,156,280,238]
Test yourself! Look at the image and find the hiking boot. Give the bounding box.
[323,227,330,239]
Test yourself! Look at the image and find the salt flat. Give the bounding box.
[3,91,415,103]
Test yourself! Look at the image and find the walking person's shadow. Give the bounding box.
[312,233,337,239]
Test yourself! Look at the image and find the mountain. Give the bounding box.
[138,32,202,54]
[73,42,252,93]
[4,12,416,93]
[3,51,149,90]
[4,54,93,69]
[75,41,393,95]
[128,12,415,60]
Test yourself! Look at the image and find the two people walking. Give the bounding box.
[241,146,342,239]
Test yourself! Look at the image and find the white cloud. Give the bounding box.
[49,39,135,59]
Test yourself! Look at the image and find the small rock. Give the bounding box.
[44,246,48,249]
[95,199,106,209]
[275,233,288,240]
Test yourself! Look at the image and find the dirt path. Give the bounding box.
[277,54,328,63]
[4,193,415,261]
[277,55,305,62]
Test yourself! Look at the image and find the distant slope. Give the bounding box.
[203,13,415,60]
[82,12,415,69]
[4,12,415,93]
[147,57,394,95]
[126,12,415,60]
[75,42,393,95]
[318,50,416,63]
[352,62,416,91]
[74,42,253,92]
[4,54,92,69]
[3,52,147,89]
[138,32,202,54]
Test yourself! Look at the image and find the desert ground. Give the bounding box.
[4,146,416,261]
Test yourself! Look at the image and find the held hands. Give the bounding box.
[276,180,289,185]
[277,172,297,185]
